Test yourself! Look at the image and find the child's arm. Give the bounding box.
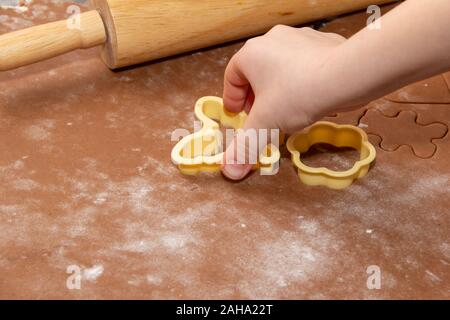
[221,0,450,180]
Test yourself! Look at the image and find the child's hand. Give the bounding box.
[224,25,347,133]
[221,26,348,180]
[221,0,450,180]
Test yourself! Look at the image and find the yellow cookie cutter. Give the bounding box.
[287,121,376,190]
[171,96,281,175]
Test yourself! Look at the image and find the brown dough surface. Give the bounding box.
[443,72,450,91]
[0,1,449,299]
[385,75,450,104]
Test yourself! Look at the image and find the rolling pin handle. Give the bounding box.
[0,10,106,71]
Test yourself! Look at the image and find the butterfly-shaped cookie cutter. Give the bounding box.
[171,96,281,175]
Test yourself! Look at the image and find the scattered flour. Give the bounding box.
[23,119,55,141]
[236,229,336,299]
[83,264,104,282]
[161,233,190,250]
[12,178,39,191]
[425,270,441,283]
[147,275,163,285]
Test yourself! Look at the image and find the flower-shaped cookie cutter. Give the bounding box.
[287,121,376,189]
[171,96,281,175]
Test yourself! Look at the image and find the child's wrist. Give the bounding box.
[319,41,389,114]
[314,43,366,115]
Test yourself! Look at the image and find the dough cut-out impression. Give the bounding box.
[359,109,448,159]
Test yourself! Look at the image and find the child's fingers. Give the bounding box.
[221,137,254,181]
[223,52,250,113]
[243,88,255,114]
[221,99,273,180]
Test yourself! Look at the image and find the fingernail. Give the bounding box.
[222,163,251,180]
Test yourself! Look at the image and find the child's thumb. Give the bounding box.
[221,103,270,180]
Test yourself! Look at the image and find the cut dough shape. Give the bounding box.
[323,107,368,126]
[359,109,448,159]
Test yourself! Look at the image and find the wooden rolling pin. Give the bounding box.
[0,0,393,71]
